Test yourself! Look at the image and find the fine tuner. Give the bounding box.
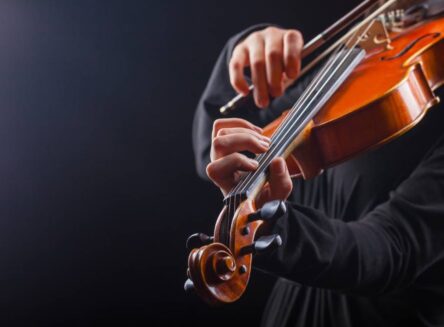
[219,0,443,115]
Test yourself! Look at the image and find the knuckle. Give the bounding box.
[246,31,261,41]
[217,128,228,137]
[285,29,303,43]
[286,29,302,39]
[213,119,224,133]
[264,26,280,35]
[212,136,226,152]
[232,152,244,163]
[233,42,244,52]
[267,49,282,62]
[232,152,242,160]
[246,134,258,146]
[246,31,261,43]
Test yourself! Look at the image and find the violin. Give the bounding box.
[185,0,444,305]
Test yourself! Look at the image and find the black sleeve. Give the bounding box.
[192,24,313,180]
[255,136,444,295]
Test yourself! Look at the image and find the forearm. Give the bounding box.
[255,176,444,295]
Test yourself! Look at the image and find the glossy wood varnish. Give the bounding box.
[272,18,444,179]
[187,16,444,305]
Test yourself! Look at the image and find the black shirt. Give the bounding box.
[192,25,444,327]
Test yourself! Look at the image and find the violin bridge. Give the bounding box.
[349,17,393,51]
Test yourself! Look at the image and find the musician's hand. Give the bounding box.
[207,118,292,206]
[229,27,303,108]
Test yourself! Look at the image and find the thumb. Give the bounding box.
[268,157,293,201]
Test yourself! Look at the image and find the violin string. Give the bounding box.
[240,45,363,193]
[221,10,376,244]
[230,45,342,200]
[227,14,366,198]
[228,39,348,198]
[221,41,348,245]
[229,0,396,200]
[222,44,350,243]
[227,43,346,199]
[227,0,387,198]
[233,22,369,198]
[244,0,395,170]
[245,36,368,192]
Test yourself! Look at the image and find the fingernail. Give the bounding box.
[261,135,271,143]
[249,159,259,167]
[259,140,270,149]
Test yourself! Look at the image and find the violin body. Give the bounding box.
[277,17,444,179]
[186,12,444,306]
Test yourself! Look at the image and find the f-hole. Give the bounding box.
[381,32,441,61]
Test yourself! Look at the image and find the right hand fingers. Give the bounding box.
[229,27,303,108]
[283,30,303,79]
[206,153,259,196]
[231,34,269,108]
[229,45,250,96]
[264,31,284,98]
[246,33,269,108]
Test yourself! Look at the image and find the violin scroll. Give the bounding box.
[185,200,287,305]
[186,233,214,250]
[186,242,239,305]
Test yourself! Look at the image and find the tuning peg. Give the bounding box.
[184,279,195,292]
[186,233,213,250]
[241,234,282,256]
[248,200,287,223]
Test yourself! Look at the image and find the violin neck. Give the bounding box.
[225,47,366,204]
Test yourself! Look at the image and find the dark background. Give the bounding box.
[0,0,358,326]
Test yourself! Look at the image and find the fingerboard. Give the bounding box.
[225,47,366,204]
